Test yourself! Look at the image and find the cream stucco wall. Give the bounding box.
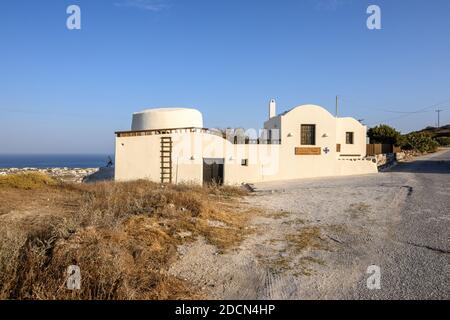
[336,117,367,157]
[131,108,203,131]
[115,131,282,184]
[115,135,161,181]
[115,104,377,185]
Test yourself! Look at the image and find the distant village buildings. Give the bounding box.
[115,100,377,185]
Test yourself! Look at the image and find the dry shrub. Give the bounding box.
[0,172,56,190]
[0,225,28,298]
[259,226,332,276]
[286,226,331,252]
[0,176,249,300]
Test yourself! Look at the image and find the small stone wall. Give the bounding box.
[374,153,396,167]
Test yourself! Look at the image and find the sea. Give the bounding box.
[0,154,114,169]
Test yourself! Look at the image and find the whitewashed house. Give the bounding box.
[115,100,377,185]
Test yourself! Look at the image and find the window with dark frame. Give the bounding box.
[301,124,316,145]
[346,132,354,144]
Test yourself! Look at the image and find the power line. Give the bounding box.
[338,96,450,126]
[373,106,449,126]
[340,96,450,115]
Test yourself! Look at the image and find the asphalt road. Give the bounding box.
[348,149,450,299]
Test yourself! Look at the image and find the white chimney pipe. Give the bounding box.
[269,99,276,119]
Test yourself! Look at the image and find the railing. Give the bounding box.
[115,127,208,137]
[116,127,281,145]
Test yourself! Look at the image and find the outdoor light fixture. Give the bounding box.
[287,133,293,137]
[322,133,329,138]
[190,156,195,160]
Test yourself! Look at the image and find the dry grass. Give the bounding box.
[0,172,57,190]
[269,226,332,276]
[0,174,250,300]
[345,202,371,219]
[265,210,292,220]
[286,226,331,253]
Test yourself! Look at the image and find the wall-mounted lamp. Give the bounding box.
[322,133,329,138]
[190,156,195,160]
[287,133,293,137]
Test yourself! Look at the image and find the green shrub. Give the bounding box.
[435,136,450,147]
[368,125,402,146]
[402,132,439,153]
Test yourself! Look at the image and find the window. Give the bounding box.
[241,159,248,166]
[346,132,354,144]
[301,124,316,145]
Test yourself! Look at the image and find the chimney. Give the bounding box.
[269,99,276,119]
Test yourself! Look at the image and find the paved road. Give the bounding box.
[347,149,450,299]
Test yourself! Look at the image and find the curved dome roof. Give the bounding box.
[131,108,203,131]
[281,104,334,117]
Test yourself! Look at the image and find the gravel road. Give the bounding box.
[347,149,450,299]
[170,149,450,299]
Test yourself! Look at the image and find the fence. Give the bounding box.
[366,144,401,156]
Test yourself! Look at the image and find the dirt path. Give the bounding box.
[169,168,417,299]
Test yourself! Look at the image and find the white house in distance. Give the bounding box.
[115,100,377,185]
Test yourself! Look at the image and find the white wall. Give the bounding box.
[116,132,282,184]
[115,104,377,184]
[336,117,367,157]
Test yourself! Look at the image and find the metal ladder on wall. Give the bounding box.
[160,137,173,184]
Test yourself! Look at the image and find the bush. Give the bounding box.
[368,125,402,145]
[0,179,250,300]
[0,172,56,190]
[435,136,450,147]
[402,132,439,153]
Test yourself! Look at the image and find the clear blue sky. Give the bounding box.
[1,0,449,154]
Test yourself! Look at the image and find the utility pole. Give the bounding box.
[335,95,339,117]
[436,109,442,128]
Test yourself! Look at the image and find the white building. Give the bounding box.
[115,101,377,185]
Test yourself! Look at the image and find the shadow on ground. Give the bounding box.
[388,160,450,174]
[83,167,115,182]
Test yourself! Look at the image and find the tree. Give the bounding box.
[367,125,402,145]
[435,137,450,147]
[402,132,439,153]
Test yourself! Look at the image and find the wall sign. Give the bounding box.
[295,147,321,155]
